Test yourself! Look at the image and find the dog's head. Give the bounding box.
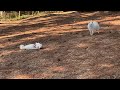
[20,45,24,49]
[35,43,42,48]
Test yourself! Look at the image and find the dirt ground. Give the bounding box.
[0,11,120,79]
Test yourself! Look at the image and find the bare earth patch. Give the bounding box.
[0,11,120,79]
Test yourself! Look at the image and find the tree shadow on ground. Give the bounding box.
[0,11,107,36]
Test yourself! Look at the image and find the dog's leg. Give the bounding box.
[90,30,92,35]
[91,30,94,35]
[90,30,93,35]
[97,30,99,33]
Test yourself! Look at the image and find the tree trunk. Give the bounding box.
[3,11,6,19]
[18,11,21,19]
[32,11,34,15]
[0,11,3,17]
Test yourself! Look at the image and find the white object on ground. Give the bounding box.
[87,21,100,35]
[20,42,42,50]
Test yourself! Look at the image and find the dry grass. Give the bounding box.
[0,11,120,79]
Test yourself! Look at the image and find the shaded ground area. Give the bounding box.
[0,11,120,79]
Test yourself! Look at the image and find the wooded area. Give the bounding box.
[0,11,64,20]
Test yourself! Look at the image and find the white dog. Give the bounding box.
[87,21,100,35]
[20,42,42,50]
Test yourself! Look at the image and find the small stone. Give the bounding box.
[8,39,11,41]
[57,58,61,61]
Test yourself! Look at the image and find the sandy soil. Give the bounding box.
[0,11,120,79]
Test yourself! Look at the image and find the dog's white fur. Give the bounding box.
[87,21,100,35]
[20,43,42,49]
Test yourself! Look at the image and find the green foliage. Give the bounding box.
[0,11,65,21]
